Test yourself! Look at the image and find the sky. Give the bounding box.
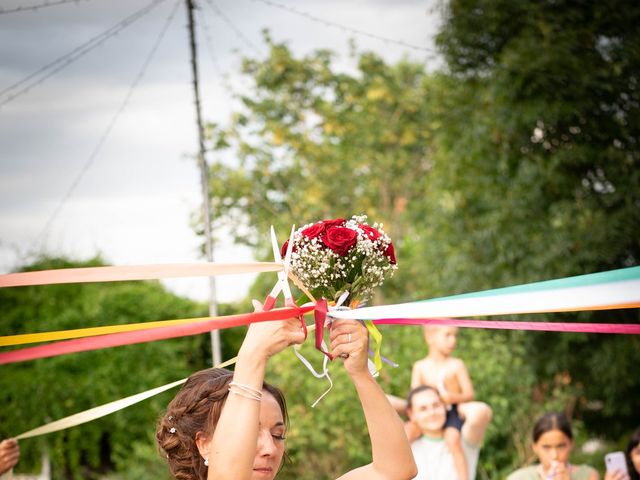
[0,0,441,302]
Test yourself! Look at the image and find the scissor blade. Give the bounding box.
[270,225,282,263]
[284,224,295,269]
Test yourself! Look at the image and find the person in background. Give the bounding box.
[507,412,598,480]
[626,427,640,480]
[390,325,491,480]
[406,385,491,480]
[0,438,20,475]
[605,426,640,480]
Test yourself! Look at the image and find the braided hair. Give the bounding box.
[156,368,288,480]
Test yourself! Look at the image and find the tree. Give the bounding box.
[201,12,640,473]
[0,256,212,479]
[433,0,640,441]
[206,33,433,278]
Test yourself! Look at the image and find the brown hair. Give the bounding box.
[406,385,441,409]
[626,426,640,480]
[532,412,573,443]
[156,368,288,480]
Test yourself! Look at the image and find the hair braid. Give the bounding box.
[156,369,233,480]
[156,367,290,479]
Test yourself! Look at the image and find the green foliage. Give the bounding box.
[206,33,433,267]
[432,0,640,440]
[4,1,639,478]
[0,256,211,479]
[202,8,640,476]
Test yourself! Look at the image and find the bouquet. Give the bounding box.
[281,215,397,398]
[283,215,397,306]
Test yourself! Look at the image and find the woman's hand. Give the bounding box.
[438,388,453,405]
[329,319,369,377]
[0,438,20,475]
[545,462,571,480]
[604,470,630,480]
[238,301,306,362]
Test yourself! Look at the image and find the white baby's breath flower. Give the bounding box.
[286,215,396,303]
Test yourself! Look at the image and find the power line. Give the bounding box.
[32,0,182,250]
[196,7,224,77]
[0,0,92,16]
[0,0,168,109]
[249,0,437,55]
[203,0,262,56]
[196,5,235,93]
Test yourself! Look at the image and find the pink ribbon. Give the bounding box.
[374,317,640,334]
[0,262,281,288]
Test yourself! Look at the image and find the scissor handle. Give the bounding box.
[263,295,277,311]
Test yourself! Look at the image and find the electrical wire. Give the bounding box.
[0,0,168,109]
[0,0,92,16]
[31,0,182,250]
[203,0,262,55]
[196,6,224,78]
[249,0,437,54]
[196,5,236,94]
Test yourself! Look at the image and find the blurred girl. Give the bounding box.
[507,412,598,480]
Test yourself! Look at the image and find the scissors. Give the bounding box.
[263,225,296,311]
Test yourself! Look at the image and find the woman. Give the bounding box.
[606,426,640,480]
[626,427,640,480]
[156,311,417,480]
[406,385,492,480]
[507,412,598,480]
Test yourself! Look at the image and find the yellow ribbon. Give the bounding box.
[0,316,222,347]
[364,320,383,373]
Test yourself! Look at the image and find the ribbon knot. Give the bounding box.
[295,294,397,407]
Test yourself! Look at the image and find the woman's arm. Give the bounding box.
[330,320,417,480]
[204,313,305,480]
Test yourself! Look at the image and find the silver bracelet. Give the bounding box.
[228,381,263,400]
[228,385,262,401]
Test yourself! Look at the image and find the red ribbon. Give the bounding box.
[0,306,314,365]
[3,308,638,366]
[314,298,332,359]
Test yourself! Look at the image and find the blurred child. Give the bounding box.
[409,325,475,480]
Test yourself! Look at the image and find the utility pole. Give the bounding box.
[186,0,221,366]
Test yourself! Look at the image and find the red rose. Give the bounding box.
[301,223,325,240]
[322,226,358,256]
[322,218,346,229]
[360,224,381,241]
[280,239,290,258]
[384,242,397,264]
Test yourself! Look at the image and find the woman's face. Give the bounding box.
[630,444,640,474]
[408,389,447,436]
[252,391,286,480]
[532,429,574,471]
